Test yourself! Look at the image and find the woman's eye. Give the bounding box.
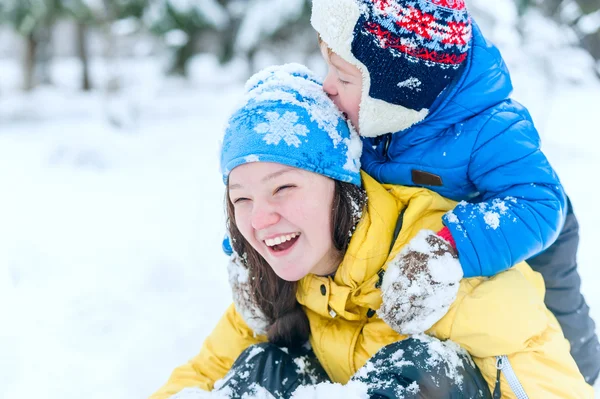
[275,185,295,194]
[337,77,349,86]
[233,197,250,204]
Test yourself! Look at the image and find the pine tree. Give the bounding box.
[63,1,106,90]
[0,0,106,90]
[231,0,313,73]
[145,0,229,76]
[520,0,600,76]
[567,0,600,76]
[108,0,149,19]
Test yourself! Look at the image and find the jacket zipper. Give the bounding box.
[494,355,529,399]
[383,134,391,158]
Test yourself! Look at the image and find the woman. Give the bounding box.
[150,64,592,399]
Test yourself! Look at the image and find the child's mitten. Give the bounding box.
[378,230,463,334]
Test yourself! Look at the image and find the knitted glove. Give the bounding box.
[378,229,463,335]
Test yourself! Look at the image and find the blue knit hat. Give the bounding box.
[312,0,472,137]
[220,63,362,186]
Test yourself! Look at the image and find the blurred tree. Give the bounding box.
[1,0,56,90]
[109,0,148,19]
[214,0,243,64]
[567,0,600,75]
[2,0,596,89]
[62,1,106,91]
[230,0,313,74]
[145,0,228,76]
[0,0,106,90]
[526,0,600,75]
[98,0,149,93]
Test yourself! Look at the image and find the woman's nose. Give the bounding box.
[251,202,281,231]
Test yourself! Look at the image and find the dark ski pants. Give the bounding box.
[215,337,491,398]
[527,197,600,383]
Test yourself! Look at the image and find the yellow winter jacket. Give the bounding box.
[151,172,592,399]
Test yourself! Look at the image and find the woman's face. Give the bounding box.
[228,162,340,281]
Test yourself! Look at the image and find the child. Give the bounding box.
[311,0,599,383]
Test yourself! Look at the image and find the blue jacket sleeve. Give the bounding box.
[442,109,567,277]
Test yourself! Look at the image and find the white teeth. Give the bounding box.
[265,233,299,247]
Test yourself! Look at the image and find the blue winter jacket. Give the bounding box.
[361,22,567,278]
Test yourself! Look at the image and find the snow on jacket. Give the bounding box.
[149,172,590,399]
[360,22,567,278]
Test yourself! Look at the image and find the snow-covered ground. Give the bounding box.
[1,43,600,399]
[0,56,245,399]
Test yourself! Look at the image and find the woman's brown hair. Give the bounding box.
[226,179,367,349]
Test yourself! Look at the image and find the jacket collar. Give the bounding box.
[297,172,400,319]
[423,21,514,130]
[297,172,460,321]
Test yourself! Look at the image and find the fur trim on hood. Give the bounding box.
[227,253,270,336]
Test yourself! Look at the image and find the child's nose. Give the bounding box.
[323,73,338,97]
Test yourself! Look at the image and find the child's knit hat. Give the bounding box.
[312,0,472,137]
[220,63,362,186]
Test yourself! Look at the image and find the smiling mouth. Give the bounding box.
[265,233,300,252]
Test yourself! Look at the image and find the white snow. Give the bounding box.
[293,357,309,374]
[413,334,472,387]
[352,334,469,398]
[111,17,142,37]
[290,381,369,399]
[144,0,229,32]
[450,199,510,230]
[343,122,363,174]
[483,211,500,230]
[445,211,459,224]
[578,10,600,35]
[169,0,229,28]
[167,387,212,398]
[165,29,190,47]
[243,64,345,146]
[245,346,266,362]
[405,381,419,394]
[397,77,422,91]
[0,55,240,399]
[245,155,260,163]
[241,384,276,399]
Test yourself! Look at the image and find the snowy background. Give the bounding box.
[1,1,600,398]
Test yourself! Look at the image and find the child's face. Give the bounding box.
[321,45,363,133]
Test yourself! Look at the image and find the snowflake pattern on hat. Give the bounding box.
[254,111,309,148]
